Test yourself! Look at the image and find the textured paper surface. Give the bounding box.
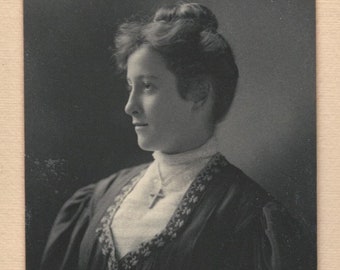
[316,0,340,268]
[0,0,339,269]
[0,0,25,269]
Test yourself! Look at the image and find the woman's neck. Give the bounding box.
[153,134,218,167]
[160,128,214,155]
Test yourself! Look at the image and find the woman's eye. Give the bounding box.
[143,82,154,93]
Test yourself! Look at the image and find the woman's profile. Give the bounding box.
[40,3,313,270]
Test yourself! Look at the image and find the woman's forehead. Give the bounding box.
[126,46,174,80]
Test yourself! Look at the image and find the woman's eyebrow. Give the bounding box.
[126,75,160,82]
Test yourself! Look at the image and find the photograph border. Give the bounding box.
[0,0,339,269]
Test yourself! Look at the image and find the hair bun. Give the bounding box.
[153,3,218,32]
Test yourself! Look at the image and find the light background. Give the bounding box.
[0,0,339,269]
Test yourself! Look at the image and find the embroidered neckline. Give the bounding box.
[96,152,229,270]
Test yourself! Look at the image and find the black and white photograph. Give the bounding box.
[25,1,316,269]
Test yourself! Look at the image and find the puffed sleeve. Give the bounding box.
[40,184,95,270]
[259,202,315,270]
[222,201,315,270]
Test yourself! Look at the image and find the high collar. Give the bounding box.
[152,135,219,167]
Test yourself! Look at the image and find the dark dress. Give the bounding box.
[40,153,314,270]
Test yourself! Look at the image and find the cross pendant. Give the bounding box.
[149,188,165,209]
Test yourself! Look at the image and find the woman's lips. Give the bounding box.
[133,123,148,130]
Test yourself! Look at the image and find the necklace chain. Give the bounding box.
[156,161,192,188]
[148,162,193,209]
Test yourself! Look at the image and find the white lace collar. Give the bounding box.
[152,135,219,166]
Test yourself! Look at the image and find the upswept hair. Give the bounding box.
[114,3,239,123]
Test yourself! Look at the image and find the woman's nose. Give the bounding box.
[124,90,141,116]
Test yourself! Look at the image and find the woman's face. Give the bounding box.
[125,45,200,154]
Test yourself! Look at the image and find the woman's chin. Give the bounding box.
[136,138,157,152]
[136,137,173,153]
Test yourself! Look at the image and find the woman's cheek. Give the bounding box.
[146,97,164,117]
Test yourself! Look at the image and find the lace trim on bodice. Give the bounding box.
[96,153,229,270]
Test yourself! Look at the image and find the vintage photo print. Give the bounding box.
[25,1,316,269]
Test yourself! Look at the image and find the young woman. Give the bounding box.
[41,3,312,270]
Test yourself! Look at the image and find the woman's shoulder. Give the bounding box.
[87,163,150,205]
[57,162,151,218]
[92,162,150,198]
[41,162,151,269]
[218,160,274,205]
[215,160,315,269]
[216,159,296,226]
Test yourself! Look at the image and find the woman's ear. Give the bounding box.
[188,79,213,110]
